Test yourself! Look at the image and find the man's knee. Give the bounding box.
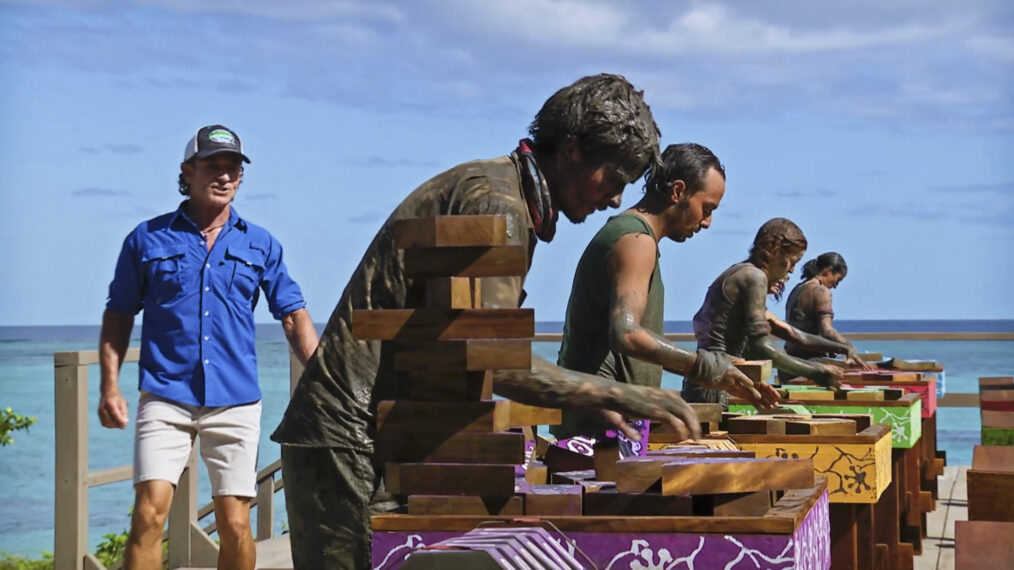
[130,481,174,539]
[214,496,252,539]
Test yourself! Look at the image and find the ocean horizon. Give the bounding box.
[1,322,1012,557]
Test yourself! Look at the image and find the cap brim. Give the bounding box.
[192,148,251,164]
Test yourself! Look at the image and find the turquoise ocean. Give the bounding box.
[1,322,1012,557]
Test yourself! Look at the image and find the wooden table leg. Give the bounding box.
[856,502,875,570]
[875,480,900,570]
[830,503,859,570]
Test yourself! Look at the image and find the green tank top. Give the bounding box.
[553,213,664,439]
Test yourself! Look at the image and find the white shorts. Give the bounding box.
[134,391,261,498]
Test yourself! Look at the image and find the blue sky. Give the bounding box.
[1,0,1012,326]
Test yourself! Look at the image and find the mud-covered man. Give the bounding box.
[271,74,703,569]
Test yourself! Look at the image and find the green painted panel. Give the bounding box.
[982,427,1014,446]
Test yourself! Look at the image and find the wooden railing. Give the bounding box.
[53,349,301,570]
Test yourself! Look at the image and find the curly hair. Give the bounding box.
[749,218,808,269]
[528,73,660,182]
[643,143,724,197]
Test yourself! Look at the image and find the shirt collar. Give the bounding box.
[170,201,247,233]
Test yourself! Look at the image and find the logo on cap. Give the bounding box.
[208,129,236,144]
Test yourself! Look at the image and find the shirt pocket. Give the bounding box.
[141,246,186,305]
[225,246,266,300]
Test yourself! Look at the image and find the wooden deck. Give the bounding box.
[916,465,968,570]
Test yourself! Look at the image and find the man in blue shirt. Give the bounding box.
[97,124,318,570]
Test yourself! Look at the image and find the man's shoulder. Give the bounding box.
[131,210,180,236]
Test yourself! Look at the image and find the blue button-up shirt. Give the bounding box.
[107,203,306,406]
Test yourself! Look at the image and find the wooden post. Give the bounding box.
[168,454,198,568]
[54,358,89,570]
[256,474,274,540]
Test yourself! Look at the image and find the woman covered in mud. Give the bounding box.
[682,218,843,405]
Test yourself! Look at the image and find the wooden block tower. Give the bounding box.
[351,215,549,515]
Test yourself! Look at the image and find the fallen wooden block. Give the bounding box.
[733,360,773,383]
[788,389,837,401]
[544,445,594,474]
[407,495,524,515]
[582,488,693,516]
[784,418,857,436]
[844,389,884,401]
[376,400,509,433]
[386,463,517,496]
[404,245,528,278]
[378,431,525,464]
[858,353,883,362]
[399,370,492,401]
[811,413,872,432]
[352,308,534,340]
[646,446,755,459]
[726,416,787,435]
[550,469,597,485]
[394,339,531,371]
[694,491,773,517]
[661,457,814,496]
[515,483,583,516]
[881,357,940,371]
[393,215,507,248]
[524,460,548,485]
[507,402,562,427]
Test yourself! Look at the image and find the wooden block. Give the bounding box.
[550,469,597,485]
[784,418,857,436]
[812,413,872,432]
[733,360,773,383]
[979,376,1014,388]
[507,402,562,427]
[393,215,507,248]
[394,339,531,371]
[582,489,693,516]
[614,456,677,493]
[400,370,492,401]
[386,463,516,496]
[981,389,1014,402]
[688,403,724,425]
[378,431,525,464]
[882,388,905,400]
[845,389,885,401]
[967,446,1014,521]
[544,445,594,474]
[425,277,481,309]
[882,357,939,371]
[919,490,934,513]
[579,480,615,493]
[726,416,787,435]
[516,483,583,516]
[694,491,773,516]
[791,389,837,400]
[982,411,1014,429]
[661,457,814,495]
[593,441,621,482]
[533,435,553,460]
[647,446,755,459]
[376,400,509,433]
[407,495,524,515]
[351,308,534,340]
[524,460,548,485]
[404,245,527,278]
[858,353,884,362]
[955,521,1014,568]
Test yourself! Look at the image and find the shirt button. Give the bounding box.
[204,359,209,365]
[204,286,210,292]
[204,336,209,341]
[206,263,211,269]
[199,241,205,246]
[204,311,210,316]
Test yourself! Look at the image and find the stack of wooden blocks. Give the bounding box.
[980,376,1014,446]
[352,215,543,516]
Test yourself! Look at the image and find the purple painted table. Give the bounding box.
[372,480,830,569]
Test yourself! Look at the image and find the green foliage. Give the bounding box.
[0,407,36,447]
[0,551,54,569]
[94,531,127,568]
